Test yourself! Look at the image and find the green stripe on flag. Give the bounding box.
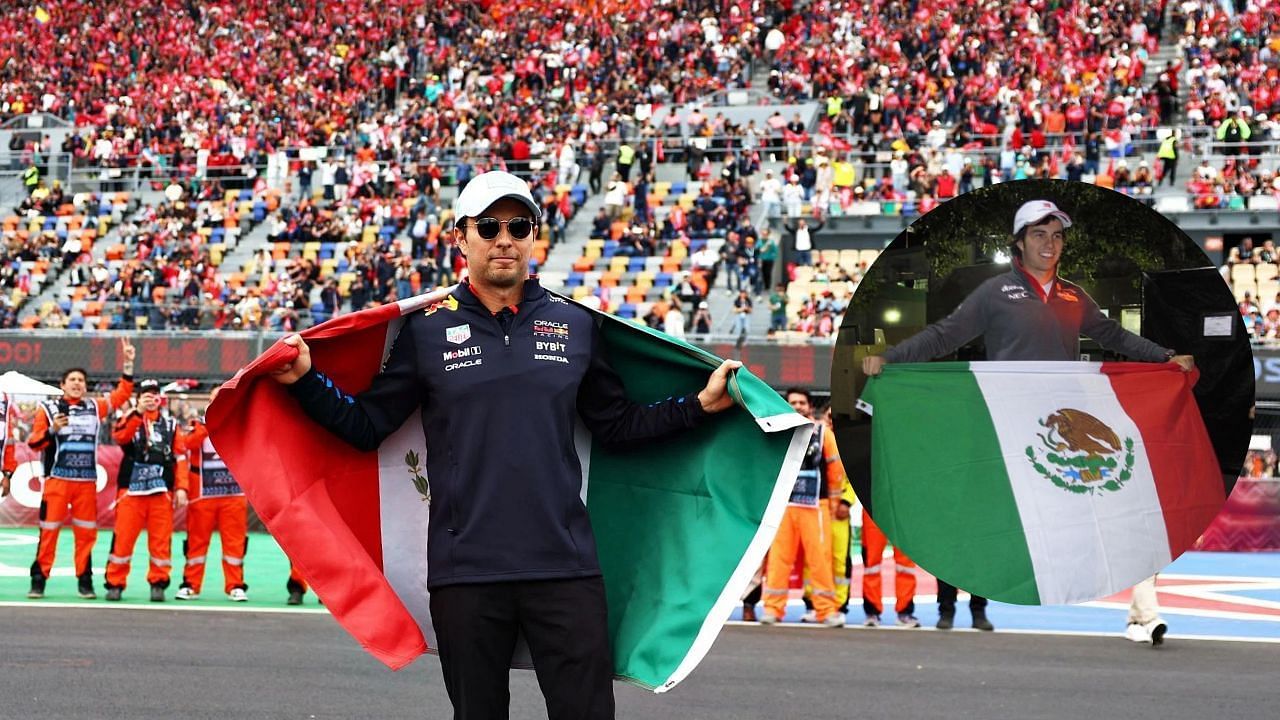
[863,363,1040,605]
[588,314,798,690]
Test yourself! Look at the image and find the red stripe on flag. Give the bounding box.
[1103,362,1226,561]
[207,302,428,668]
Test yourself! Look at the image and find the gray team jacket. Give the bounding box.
[884,265,1172,363]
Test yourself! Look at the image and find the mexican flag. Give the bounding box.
[857,361,1224,606]
[206,287,810,692]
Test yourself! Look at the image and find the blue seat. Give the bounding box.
[43,217,56,230]
[654,272,673,287]
[336,257,350,272]
[602,241,619,258]
[617,303,637,319]
[67,315,84,330]
[565,272,584,288]
[58,299,72,313]
[252,201,267,223]
[379,225,396,240]
[671,182,687,195]
[211,227,225,242]
[690,239,707,252]
[627,257,646,273]
[239,189,254,202]
[320,242,336,259]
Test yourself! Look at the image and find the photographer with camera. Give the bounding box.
[104,379,189,602]
[26,338,136,600]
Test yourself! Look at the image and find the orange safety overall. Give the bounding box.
[181,421,248,594]
[27,377,134,580]
[104,409,187,590]
[764,423,845,622]
[862,510,917,617]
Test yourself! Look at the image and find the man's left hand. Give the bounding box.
[697,360,742,414]
[1169,354,1195,372]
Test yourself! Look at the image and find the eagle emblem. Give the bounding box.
[1025,408,1135,495]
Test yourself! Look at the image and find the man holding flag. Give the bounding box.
[268,171,741,719]
[863,199,1195,642]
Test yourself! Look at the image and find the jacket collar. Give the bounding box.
[454,277,546,315]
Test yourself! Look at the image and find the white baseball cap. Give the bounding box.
[1013,200,1072,235]
[453,171,542,221]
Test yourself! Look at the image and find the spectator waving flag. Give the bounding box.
[206,287,810,692]
[33,6,50,24]
[858,361,1224,606]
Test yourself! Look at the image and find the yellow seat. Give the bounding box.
[338,272,357,296]
[609,256,629,274]
[572,285,591,300]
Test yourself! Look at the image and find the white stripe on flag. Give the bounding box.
[659,412,812,692]
[972,367,1173,605]
[378,416,435,649]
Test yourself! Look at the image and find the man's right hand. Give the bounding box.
[271,335,313,385]
[862,356,887,376]
[52,413,70,431]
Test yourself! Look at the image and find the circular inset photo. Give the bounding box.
[830,179,1252,606]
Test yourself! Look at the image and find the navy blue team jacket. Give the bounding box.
[288,279,708,589]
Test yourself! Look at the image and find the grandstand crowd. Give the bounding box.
[2,0,1278,341]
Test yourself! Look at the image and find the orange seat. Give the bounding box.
[599,272,620,288]
[661,258,681,273]
[625,286,646,303]
[533,247,548,265]
[572,257,594,272]
[21,316,39,329]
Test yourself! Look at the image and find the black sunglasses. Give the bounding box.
[468,217,536,240]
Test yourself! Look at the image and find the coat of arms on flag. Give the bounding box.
[1026,408,1135,495]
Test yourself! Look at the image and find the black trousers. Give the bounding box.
[430,577,614,720]
[936,579,987,614]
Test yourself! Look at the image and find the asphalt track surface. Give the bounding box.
[1,607,1273,720]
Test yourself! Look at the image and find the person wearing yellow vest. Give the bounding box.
[23,164,40,195]
[616,141,636,182]
[761,389,846,626]
[105,379,189,602]
[176,388,248,602]
[826,95,843,119]
[832,474,856,614]
[1157,133,1179,187]
[26,339,136,599]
